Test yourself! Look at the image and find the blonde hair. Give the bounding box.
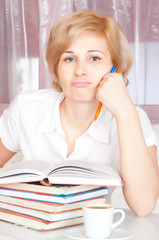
[46,10,133,92]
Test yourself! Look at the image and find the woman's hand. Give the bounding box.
[96,72,133,119]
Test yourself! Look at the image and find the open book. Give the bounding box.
[0,160,122,187]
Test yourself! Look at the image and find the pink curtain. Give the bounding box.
[0,0,159,105]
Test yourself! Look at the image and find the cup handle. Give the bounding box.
[112,209,125,229]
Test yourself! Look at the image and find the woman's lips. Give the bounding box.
[71,81,91,87]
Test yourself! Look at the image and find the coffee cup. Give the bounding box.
[83,203,125,239]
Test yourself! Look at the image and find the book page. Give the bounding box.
[0,160,56,178]
[49,160,113,176]
[48,161,122,187]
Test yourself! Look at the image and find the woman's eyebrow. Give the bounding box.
[63,50,104,53]
[88,50,105,54]
[62,50,105,55]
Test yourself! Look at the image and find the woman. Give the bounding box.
[0,10,158,216]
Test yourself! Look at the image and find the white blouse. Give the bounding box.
[0,89,158,169]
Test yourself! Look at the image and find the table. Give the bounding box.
[0,209,158,240]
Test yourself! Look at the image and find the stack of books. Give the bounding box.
[0,160,122,232]
[0,183,108,230]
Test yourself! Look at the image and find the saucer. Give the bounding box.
[65,226,133,240]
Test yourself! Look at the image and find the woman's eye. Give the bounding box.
[90,56,100,62]
[64,57,74,62]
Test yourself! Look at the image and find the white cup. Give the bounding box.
[83,203,125,239]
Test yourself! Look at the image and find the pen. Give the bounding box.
[94,65,116,120]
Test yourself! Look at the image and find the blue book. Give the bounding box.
[0,186,108,204]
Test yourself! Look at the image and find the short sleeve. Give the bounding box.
[0,96,21,152]
[136,106,158,147]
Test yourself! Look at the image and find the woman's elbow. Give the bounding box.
[131,196,158,217]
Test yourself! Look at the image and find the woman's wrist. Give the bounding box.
[115,99,138,122]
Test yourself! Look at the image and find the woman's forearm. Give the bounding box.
[116,104,159,216]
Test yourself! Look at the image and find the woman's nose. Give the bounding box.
[74,61,87,77]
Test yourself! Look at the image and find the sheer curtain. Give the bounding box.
[0,0,159,106]
[0,0,39,103]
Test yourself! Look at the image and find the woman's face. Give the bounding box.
[57,31,113,103]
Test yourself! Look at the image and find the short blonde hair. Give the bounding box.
[46,10,133,92]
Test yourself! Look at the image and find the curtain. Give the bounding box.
[0,0,159,104]
[0,0,39,102]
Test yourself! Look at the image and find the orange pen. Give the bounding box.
[94,65,116,120]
